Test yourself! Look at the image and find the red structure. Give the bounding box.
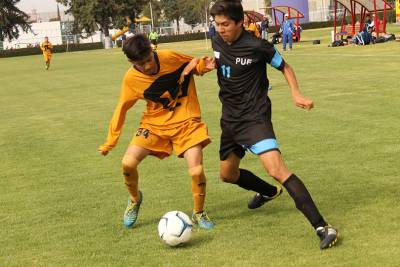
[244,10,265,22]
[333,0,394,40]
[271,6,305,41]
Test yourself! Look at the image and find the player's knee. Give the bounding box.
[188,165,204,178]
[121,155,140,172]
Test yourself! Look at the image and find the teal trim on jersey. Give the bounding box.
[249,139,279,154]
[271,48,283,69]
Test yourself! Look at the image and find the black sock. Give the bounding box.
[283,174,327,229]
[234,169,277,197]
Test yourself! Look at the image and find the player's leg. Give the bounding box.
[121,144,150,228]
[47,54,51,69]
[44,54,49,70]
[173,119,214,229]
[258,151,338,249]
[123,127,172,228]
[220,152,281,208]
[282,33,287,51]
[219,120,280,208]
[288,33,293,50]
[183,144,214,229]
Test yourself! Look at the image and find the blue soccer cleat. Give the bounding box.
[192,211,215,230]
[123,191,142,228]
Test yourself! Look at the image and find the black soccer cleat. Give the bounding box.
[316,225,338,250]
[248,185,282,209]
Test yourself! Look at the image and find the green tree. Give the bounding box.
[181,0,213,28]
[142,1,162,28]
[56,0,146,48]
[160,0,184,34]
[0,0,31,41]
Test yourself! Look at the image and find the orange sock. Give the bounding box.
[122,155,140,203]
[188,165,206,213]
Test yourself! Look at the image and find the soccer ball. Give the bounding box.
[158,211,193,246]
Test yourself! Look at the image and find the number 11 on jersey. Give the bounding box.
[220,65,231,78]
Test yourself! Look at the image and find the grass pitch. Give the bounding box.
[1,25,400,266]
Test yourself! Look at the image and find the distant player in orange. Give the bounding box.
[98,34,215,230]
[39,36,53,70]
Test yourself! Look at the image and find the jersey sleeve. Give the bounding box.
[257,40,285,71]
[99,73,139,152]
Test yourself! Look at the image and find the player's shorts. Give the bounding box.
[43,53,52,62]
[219,117,280,161]
[150,39,157,45]
[131,119,210,159]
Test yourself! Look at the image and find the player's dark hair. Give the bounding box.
[210,0,244,23]
[123,34,152,61]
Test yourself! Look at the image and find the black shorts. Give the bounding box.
[151,39,157,45]
[219,97,280,160]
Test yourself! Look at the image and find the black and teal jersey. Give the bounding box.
[212,30,285,122]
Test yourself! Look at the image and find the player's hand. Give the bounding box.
[98,147,109,156]
[204,57,216,71]
[178,71,188,85]
[293,94,314,110]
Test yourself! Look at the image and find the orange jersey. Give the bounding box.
[40,41,53,54]
[248,23,260,38]
[100,50,209,151]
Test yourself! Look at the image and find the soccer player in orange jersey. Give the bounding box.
[99,34,215,229]
[39,37,53,70]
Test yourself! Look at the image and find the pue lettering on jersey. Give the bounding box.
[235,57,253,65]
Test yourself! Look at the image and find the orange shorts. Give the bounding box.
[43,53,52,62]
[130,119,211,159]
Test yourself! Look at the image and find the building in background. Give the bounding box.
[308,0,334,22]
[2,9,103,49]
[242,0,266,13]
[3,21,62,49]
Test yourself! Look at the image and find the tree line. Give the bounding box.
[1,0,214,42]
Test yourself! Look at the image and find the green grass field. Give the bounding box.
[1,25,400,266]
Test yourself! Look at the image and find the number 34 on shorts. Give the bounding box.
[135,128,150,139]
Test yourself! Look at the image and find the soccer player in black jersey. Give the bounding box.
[209,0,338,250]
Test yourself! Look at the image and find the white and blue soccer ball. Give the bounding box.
[158,211,193,246]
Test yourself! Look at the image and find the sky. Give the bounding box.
[17,0,67,13]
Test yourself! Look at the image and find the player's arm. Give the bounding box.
[98,77,138,156]
[281,63,314,110]
[178,56,216,84]
[262,42,313,111]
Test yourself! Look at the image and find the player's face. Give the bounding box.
[132,52,158,75]
[214,15,243,44]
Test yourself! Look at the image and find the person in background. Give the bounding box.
[39,36,53,70]
[261,16,270,40]
[148,29,159,50]
[209,22,216,40]
[281,14,294,51]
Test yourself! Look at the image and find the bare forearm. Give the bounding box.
[282,63,301,97]
[183,58,200,76]
[281,63,314,110]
